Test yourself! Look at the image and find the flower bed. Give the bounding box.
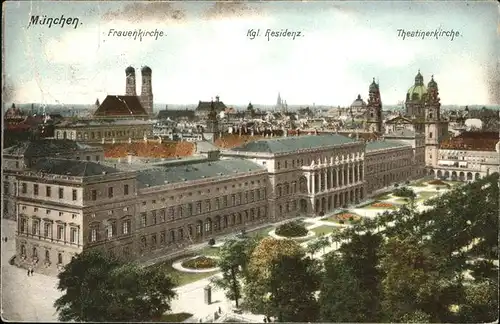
[370,202,396,208]
[275,221,308,237]
[334,213,361,222]
[428,179,447,186]
[181,256,217,270]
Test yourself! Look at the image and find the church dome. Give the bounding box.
[406,70,427,101]
[141,66,152,74]
[351,94,367,108]
[125,66,135,74]
[428,76,438,89]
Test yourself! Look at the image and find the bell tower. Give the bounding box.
[365,78,383,133]
[424,75,441,167]
[125,66,136,96]
[140,66,153,116]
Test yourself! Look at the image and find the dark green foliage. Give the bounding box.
[212,237,259,308]
[208,238,216,246]
[268,254,320,322]
[275,221,308,237]
[392,187,417,198]
[319,253,369,322]
[54,249,176,322]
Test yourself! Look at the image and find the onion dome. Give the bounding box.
[141,66,152,74]
[406,70,427,101]
[125,66,135,74]
[414,69,424,85]
[428,75,438,89]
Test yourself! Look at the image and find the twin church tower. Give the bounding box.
[125,66,154,116]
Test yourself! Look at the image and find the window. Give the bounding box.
[122,220,131,234]
[196,202,202,214]
[15,161,19,168]
[72,189,77,201]
[32,219,40,235]
[223,196,228,207]
[277,162,281,170]
[106,223,116,238]
[215,198,220,209]
[160,231,165,244]
[151,211,157,225]
[20,218,28,233]
[22,183,27,194]
[58,187,64,199]
[86,156,90,161]
[44,222,52,237]
[429,132,433,139]
[108,187,114,198]
[45,250,50,263]
[95,155,100,162]
[57,225,64,240]
[90,227,97,242]
[58,253,63,264]
[70,228,78,243]
[91,190,97,201]
[231,194,236,206]
[159,209,165,222]
[151,234,157,246]
[46,186,51,197]
[187,203,193,216]
[140,213,147,227]
[124,184,129,195]
[33,184,39,195]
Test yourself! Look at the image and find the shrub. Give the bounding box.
[338,220,345,224]
[393,187,416,198]
[318,211,325,216]
[208,238,216,246]
[348,216,354,222]
[182,256,217,269]
[275,221,308,237]
[394,183,399,188]
[405,180,410,185]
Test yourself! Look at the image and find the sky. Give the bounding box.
[3,0,500,106]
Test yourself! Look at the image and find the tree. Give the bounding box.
[54,249,177,322]
[319,253,367,322]
[268,254,320,322]
[379,236,443,322]
[338,230,383,321]
[458,279,498,323]
[305,236,330,257]
[212,238,258,308]
[243,237,304,314]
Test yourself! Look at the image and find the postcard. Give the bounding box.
[2,1,499,323]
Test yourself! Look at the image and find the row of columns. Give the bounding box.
[307,162,364,195]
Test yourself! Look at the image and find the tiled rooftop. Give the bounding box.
[3,139,99,157]
[366,140,411,152]
[30,158,120,177]
[230,134,357,154]
[136,159,265,188]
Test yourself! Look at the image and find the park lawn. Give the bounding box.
[200,245,220,256]
[311,225,338,236]
[373,193,392,200]
[247,225,274,238]
[417,191,438,200]
[393,198,410,204]
[169,266,220,286]
[159,312,193,322]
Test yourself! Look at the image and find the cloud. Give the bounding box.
[203,0,263,19]
[102,1,185,23]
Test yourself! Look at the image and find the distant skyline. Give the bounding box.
[3,1,499,106]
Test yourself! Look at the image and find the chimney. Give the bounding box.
[216,96,220,103]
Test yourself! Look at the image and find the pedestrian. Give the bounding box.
[27,269,30,276]
[5,237,8,242]
[30,268,34,276]
[267,316,271,323]
[264,317,267,323]
[218,307,221,314]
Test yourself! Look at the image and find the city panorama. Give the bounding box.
[2,1,499,323]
